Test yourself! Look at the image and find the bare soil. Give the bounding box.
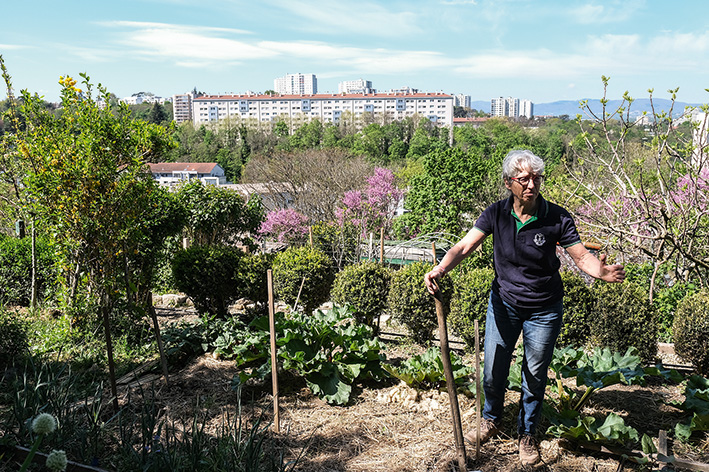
[130,307,709,472]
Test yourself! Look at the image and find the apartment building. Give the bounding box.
[520,99,534,119]
[192,91,454,128]
[454,94,471,109]
[273,73,318,95]
[338,79,373,94]
[491,96,533,119]
[172,93,194,124]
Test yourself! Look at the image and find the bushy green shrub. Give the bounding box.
[331,261,393,329]
[558,270,595,348]
[272,246,334,314]
[388,261,452,345]
[0,309,29,368]
[653,281,697,342]
[454,237,494,271]
[624,261,699,342]
[171,245,270,317]
[0,235,57,306]
[448,267,494,351]
[590,281,658,363]
[673,290,709,375]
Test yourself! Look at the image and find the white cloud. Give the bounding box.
[0,44,31,50]
[265,0,422,37]
[103,22,277,62]
[569,1,645,25]
[440,0,477,5]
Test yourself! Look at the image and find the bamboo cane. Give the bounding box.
[268,270,280,433]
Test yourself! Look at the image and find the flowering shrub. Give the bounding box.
[336,167,403,237]
[258,208,309,244]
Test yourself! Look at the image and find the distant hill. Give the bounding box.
[469,98,702,118]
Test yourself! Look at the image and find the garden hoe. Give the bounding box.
[431,276,467,472]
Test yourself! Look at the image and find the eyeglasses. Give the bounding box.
[509,175,544,186]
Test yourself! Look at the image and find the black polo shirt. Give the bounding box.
[473,195,582,309]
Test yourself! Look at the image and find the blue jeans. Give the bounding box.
[482,290,562,436]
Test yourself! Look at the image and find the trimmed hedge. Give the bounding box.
[557,270,595,348]
[448,267,494,352]
[331,261,393,329]
[172,245,271,317]
[388,262,453,345]
[590,281,658,363]
[272,246,334,314]
[673,289,709,375]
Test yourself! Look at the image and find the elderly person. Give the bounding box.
[424,149,625,466]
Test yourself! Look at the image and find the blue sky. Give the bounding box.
[2,0,709,105]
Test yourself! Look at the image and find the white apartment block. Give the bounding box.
[338,79,373,94]
[192,92,454,128]
[172,93,194,124]
[491,96,533,119]
[273,73,317,95]
[520,99,534,119]
[491,97,507,117]
[454,94,471,109]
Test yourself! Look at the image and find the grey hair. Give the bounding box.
[502,150,545,181]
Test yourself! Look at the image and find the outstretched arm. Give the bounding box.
[565,243,625,283]
[424,228,488,294]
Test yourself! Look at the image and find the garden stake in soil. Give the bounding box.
[474,318,481,460]
[431,242,467,472]
[268,269,280,433]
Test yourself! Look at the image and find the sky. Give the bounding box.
[2,0,709,105]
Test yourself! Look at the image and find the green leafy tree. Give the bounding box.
[1,67,176,311]
[1,60,180,405]
[175,180,263,247]
[148,102,169,125]
[399,147,502,235]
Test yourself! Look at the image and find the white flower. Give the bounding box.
[46,449,68,472]
[31,413,57,435]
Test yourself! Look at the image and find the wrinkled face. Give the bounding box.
[505,167,542,204]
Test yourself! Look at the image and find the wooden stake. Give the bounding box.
[475,319,481,460]
[379,227,384,263]
[149,297,169,386]
[101,303,119,411]
[431,242,467,472]
[268,269,280,433]
[309,226,313,247]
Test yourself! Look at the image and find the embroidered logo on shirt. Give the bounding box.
[534,233,546,246]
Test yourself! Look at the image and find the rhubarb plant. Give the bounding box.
[233,305,388,405]
[671,374,709,441]
[528,346,681,449]
[383,346,478,395]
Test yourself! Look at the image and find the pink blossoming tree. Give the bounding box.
[258,208,309,245]
[336,167,403,238]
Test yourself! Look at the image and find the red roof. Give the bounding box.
[149,162,219,173]
[453,117,489,123]
[194,92,453,101]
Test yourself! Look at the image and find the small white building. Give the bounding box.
[149,162,227,187]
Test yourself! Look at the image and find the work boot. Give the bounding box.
[518,434,540,466]
[463,418,499,445]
